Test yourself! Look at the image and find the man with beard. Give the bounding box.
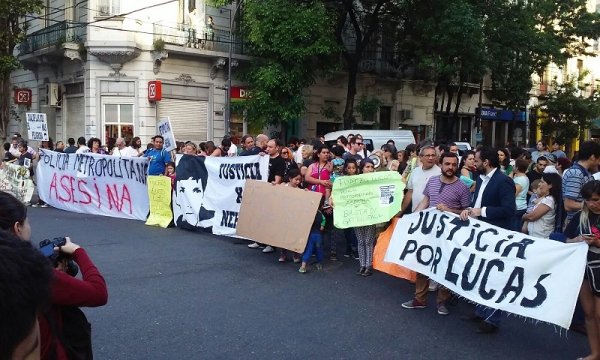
[401,152,471,316]
[460,146,516,334]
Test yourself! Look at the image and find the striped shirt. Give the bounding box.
[562,163,592,220]
[423,176,471,210]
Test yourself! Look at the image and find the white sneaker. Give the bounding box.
[429,280,439,292]
[248,242,260,249]
[262,246,274,253]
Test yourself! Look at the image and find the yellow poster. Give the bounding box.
[146,176,173,228]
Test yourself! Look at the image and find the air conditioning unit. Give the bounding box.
[45,83,59,107]
[399,109,412,120]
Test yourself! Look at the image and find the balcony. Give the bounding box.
[19,21,86,56]
[153,22,247,55]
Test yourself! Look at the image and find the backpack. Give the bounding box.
[47,306,93,360]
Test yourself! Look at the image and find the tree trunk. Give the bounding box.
[0,75,11,142]
[342,60,359,130]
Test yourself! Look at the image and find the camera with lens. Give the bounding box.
[39,237,79,277]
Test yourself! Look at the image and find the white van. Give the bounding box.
[324,130,416,152]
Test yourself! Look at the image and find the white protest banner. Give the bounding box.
[36,150,150,221]
[26,113,49,141]
[0,162,35,203]
[157,117,176,152]
[173,154,269,235]
[384,208,588,329]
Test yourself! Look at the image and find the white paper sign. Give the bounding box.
[157,117,176,152]
[26,113,49,141]
[384,208,588,329]
[36,150,151,221]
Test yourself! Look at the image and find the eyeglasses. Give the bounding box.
[422,154,436,157]
[282,151,289,155]
[356,142,364,146]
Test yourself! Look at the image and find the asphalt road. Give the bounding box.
[29,207,589,360]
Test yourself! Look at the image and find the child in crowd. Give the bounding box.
[330,146,345,183]
[341,158,359,259]
[165,162,176,190]
[280,169,302,263]
[299,197,326,273]
[522,179,542,233]
[355,158,377,276]
[285,168,302,189]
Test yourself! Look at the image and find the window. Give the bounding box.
[103,103,133,145]
[98,0,120,16]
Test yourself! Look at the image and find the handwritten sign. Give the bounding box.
[157,117,176,152]
[0,162,35,203]
[331,172,405,228]
[146,176,173,228]
[384,208,588,329]
[26,113,49,141]
[36,150,150,221]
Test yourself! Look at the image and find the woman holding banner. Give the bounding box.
[564,180,600,360]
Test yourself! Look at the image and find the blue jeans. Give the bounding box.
[476,305,502,327]
[513,209,526,232]
[302,231,323,263]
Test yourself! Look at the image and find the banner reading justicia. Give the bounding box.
[384,208,588,329]
[174,154,269,236]
[36,150,150,221]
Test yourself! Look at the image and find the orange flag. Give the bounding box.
[373,217,417,283]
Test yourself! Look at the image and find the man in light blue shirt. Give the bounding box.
[146,135,171,175]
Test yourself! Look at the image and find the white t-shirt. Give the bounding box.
[527,196,556,238]
[114,146,139,157]
[228,143,238,157]
[544,165,559,174]
[76,146,90,154]
[407,165,441,211]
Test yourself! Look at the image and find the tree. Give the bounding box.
[212,0,339,130]
[395,0,487,139]
[327,0,402,130]
[0,0,44,142]
[540,75,600,148]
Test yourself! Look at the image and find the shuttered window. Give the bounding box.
[158,98,208,144]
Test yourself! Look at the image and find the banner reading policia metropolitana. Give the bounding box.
[385,208,588,329]
[331,171,405,228]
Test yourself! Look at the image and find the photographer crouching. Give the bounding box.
[0,191,108,360]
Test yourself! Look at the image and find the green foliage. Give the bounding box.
[238,0,340,128]
[356,96,382,123]
[540,75,600,143]
[320,104,342,122]
[152,38,165,52]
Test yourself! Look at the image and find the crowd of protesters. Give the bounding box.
[3,130,600,359]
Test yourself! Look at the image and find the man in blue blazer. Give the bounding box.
[460,146,516,334]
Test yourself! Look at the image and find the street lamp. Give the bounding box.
[225,0,242,137]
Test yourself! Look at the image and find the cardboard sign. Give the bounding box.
[237,180,322,252]
[26,113,49,141]
[157,117,176,152]
[146,176,173,228]
[384,208,588,329]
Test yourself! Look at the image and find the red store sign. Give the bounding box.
[148,80,162,102]
[14,88,32,105]
[231,86,248,100]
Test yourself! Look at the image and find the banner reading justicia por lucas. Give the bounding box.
[384,208,588,329]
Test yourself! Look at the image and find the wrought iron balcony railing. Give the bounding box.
[153,22,247,55]
[19,21,86,56]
